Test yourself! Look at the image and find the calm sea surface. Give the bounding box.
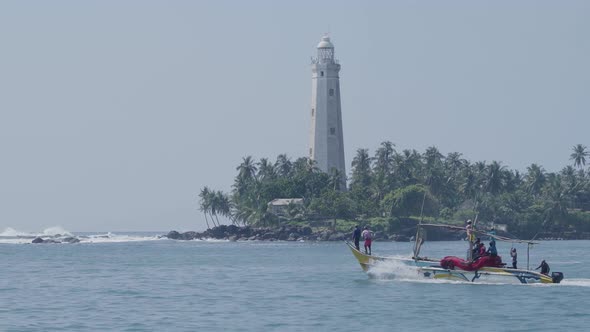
[2,232,590,331]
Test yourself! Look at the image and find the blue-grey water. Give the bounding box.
[2,230,590,331]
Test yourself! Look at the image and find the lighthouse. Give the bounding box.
[309,35,346,189]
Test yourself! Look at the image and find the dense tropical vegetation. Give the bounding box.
[199,143,590,238]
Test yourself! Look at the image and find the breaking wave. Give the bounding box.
[0,226,164,244]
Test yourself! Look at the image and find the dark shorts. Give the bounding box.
[364,239,372,246]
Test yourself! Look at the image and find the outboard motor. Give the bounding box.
[551,272,564,284]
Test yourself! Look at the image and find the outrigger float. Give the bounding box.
[347,224,564,284]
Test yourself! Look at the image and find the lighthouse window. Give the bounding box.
[321,71,324,77]
[330,127,336,135]
[329,88,334,96]
[311,108,314,116]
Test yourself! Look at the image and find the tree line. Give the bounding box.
[199,143,590,237]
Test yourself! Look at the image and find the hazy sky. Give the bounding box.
[1,1,588,232]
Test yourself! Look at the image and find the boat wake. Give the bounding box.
[556,278,590,287]
[367,259,434,282]
[366,258,574,286]
[0,226,164,244]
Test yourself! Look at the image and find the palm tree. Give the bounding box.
[525,163,546,197]
[372,141,396,201]
[459,165,477,200]
[423,146,443,171]
[561,165,577,188]
[236,156,258,182]
[328,168,345,191]
[503,169,522,192]
[215,190,232,224]
[445,152,466,180]
[275,154,292,178]
[292,157,318,177]
[257,158,276,182]
[541,175,571,231]
[374,141,396,175]
[570,144,588,169]
[422,146,446,197]
[484,161,505,195]
[198,187,213,229]
[350,148,372,190]
[395,149,421,186]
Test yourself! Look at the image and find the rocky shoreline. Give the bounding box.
[25,226,590,244]
[166,225,590,242]
[165,224,463,242]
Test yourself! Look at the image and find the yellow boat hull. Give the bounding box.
[346,242,561,284]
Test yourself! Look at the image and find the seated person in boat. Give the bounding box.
[477,242,486,259]
[471,238,481,261]
[472,238,481,259]
[487,238,498,257]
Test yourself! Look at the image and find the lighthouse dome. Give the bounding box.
[317,36,334,49]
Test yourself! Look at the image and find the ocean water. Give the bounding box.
[2,227,590,332]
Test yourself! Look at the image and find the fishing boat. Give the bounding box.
[347,224,564,284]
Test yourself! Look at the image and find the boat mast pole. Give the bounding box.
[468,197,480,261]
[527,243,530,270]
[413,187,428,260]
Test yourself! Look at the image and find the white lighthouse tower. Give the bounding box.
[309,35,346,189]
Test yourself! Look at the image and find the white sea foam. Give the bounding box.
[195,238,230,242]
[0,226,73,238]
[0,226,164,244]
[42,226,73,237]
[0,227,26,237]
[556,278,590,287]
[368,260,465,285]
[81,233,162,243]
[367,258,424,281]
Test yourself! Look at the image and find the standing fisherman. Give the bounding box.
[362,226,373,255]
[536,260,550,275]
[352,225,361,251]
[510,248,518,269]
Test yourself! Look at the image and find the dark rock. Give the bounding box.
[277,231,289,241]
[261,232,277,240]
[32,238,60,244]
[62,237,80,243]
[227,224,239,235]
[166,231,181,240]
[181,231,199,240]
[32,237,44,243]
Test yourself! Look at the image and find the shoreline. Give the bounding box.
[165,225,590,242]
